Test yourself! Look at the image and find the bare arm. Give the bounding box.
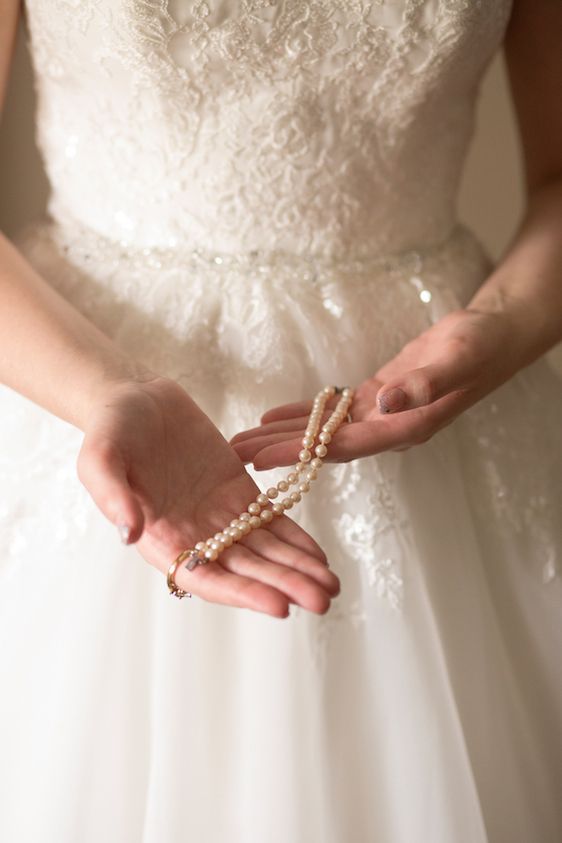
[0,1,154,430]
[467,0,562,363]
[231,1,562,467]
[0,4,338,616]
[0,0,19,112]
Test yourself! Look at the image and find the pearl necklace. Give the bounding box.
[167,385,354,599]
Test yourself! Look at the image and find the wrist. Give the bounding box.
[466,284,558,373]
[78,355,161,431]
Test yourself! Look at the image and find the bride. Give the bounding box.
[1,1,561,841]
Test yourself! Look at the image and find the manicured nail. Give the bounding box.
[117,522,131,544]
[378,387,407,413]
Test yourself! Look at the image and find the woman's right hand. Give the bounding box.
[76,374,340,618]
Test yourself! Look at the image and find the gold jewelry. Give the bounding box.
[167,550,193,599]
[167,384,355,600]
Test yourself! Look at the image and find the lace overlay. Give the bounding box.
[23,0,512,256]
[5,4,562,840]
[9,0,560,617]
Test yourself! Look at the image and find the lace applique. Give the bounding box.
[0,389,93,576]
[295,454,415,672]
[337,511,404,610]
[21,0,513,256]
[459,371,562,587]
[329,459,408,612]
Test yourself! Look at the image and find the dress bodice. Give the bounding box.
[22,0,512,259]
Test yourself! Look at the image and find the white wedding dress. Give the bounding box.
[1,2,562,841]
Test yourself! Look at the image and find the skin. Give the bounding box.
[0,2,340,619]
[230,0,562,469]
[2,1,560,614]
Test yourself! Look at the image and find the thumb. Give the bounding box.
[376,361,466,413]
[76,438,145,544]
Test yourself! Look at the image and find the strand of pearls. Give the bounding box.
[168,385,354,598]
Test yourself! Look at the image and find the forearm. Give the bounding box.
[467,177,562,369]
[0,230,155,430]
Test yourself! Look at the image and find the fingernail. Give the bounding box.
[378,387,407,413]
[117,522,131,544]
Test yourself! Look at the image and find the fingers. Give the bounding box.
[77,438,145,543]
[246,436,305,469]
[257,392,341,425]
[268,513,328,564]
[241,395,468,466]
[172,541,335,617]
[233,431,305,464]
[245,525,334,587]
[230,414,310,446]
[376,362,472,414]
[218,544,334,614]
[174,556,291,618]
[259,399,314,424]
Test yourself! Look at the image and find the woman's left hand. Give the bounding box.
[229,307,526,466]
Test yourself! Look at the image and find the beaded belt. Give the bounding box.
[45,215,477,282]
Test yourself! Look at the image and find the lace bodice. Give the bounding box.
[22,0,512,259]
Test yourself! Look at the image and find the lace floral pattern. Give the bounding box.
[458,369,562,586]
[12,1,559,612]
[22,0,512,256]
[0,388,93,577]
[329,459,409,612]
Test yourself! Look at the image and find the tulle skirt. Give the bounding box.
[1,216,561,842]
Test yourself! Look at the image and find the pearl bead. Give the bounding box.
[171,387,352,569]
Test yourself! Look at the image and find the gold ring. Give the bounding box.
[167,550,193,600]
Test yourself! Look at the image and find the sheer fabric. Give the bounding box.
[1,2,561,841]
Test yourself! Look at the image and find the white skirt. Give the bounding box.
[1,216,561,843]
